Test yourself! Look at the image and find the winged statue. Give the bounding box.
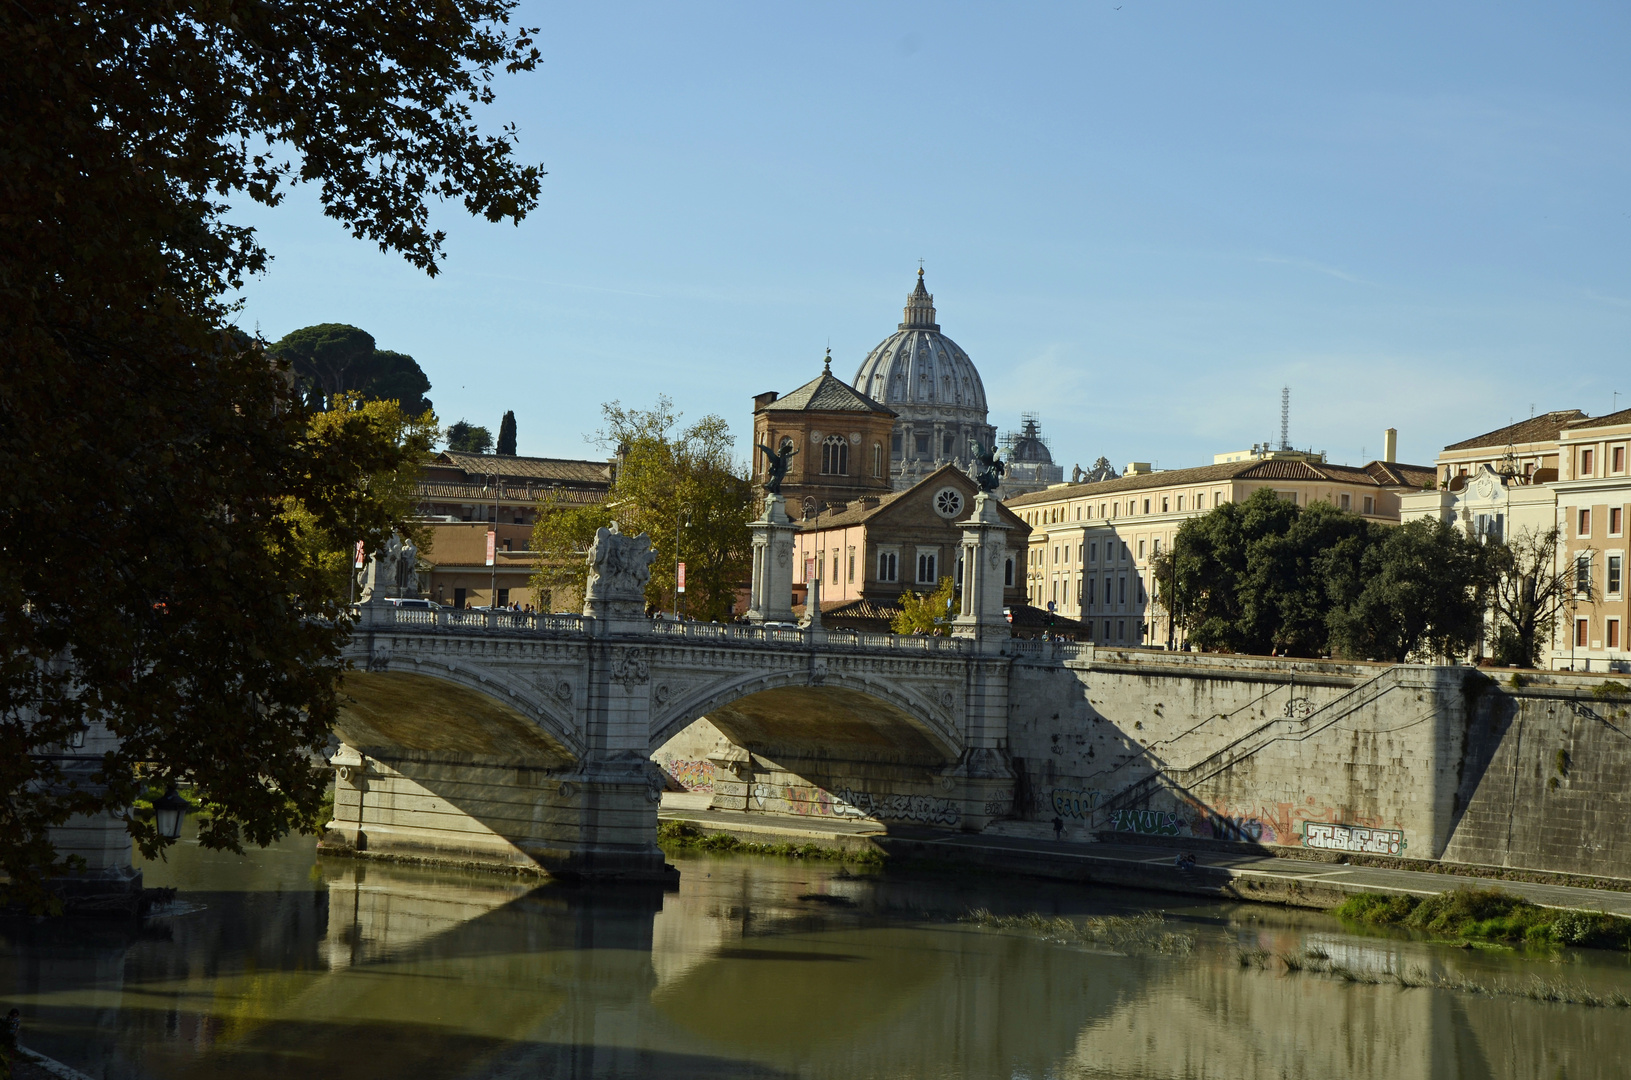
[757,441,799,495]
[969,441,1006,493]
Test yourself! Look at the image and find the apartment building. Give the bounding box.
[1555,409,1631,671]
[1004,454,1433,646]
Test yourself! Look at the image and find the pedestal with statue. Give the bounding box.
[949,441,1017,829]
[746,441,798,624]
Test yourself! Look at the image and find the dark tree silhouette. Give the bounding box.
[270,324,434,416]
[497,410,518,455]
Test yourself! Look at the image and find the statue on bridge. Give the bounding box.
[585,522,656,608]
[757,441,798,495]
[359,533,419,603]
[968,441,1005,494]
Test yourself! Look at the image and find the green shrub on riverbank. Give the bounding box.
[1335,888,1631,949]
[656,820,883,866]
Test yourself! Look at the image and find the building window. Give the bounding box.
[1089,542,1097,563]
[1340,493,1351,511]
[832,553,840,584]
[1077,543,1083,563]
[1052,580,1059,605]
[1609,618,1621,650]
[891,433,902,453]
[1609,555,1623,595]
[1142,499,1150,514]
[1363,496,1374,515]
[1214,490,1223,506]
[1086,577,1096,608]
[1065,578,1072,604]
[1138,539,1146,559]
[1053,545,1059,565]
[915,434,930,454]
[1117,619,1126,641]
[1576,552,1593,593]
[873,444,883,477]
[1137,577,1147,604]
[1104,576,1113,608]
[1004,557,1014,587]
[1161,497,1169,512]
[497,588,509,607]
[1577,619,1590,648]
[917,551,937,584]
[1153,538,1161,556]
[1118,577,1127,605]
[1614,446,1626,473]
[821,435,849,475]
[942,434,954,455]
[877,550,898,582]
[847,550,856,583]
[1579,508,1591,537]
[1581,448,1595,476]
[1176,496,1184,511]
[1611,507,1623,536]
[1104,620,1112,640]
[1122,542,1130,561]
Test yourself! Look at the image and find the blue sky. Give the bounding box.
[231,2,1631,471]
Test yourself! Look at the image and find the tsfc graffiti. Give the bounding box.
[1108,809,1186,836]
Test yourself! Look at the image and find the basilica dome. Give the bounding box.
[851,270,995,489]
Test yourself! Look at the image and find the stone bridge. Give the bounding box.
[327,489,1026,880]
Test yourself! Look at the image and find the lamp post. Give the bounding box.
[674,509,691,620]
[152,783,192,840]
[486,470,502,609]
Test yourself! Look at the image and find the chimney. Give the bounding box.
[754,390,779,411]
[1383,428,1397,463]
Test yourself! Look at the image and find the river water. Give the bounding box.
[4,834,1630,1079]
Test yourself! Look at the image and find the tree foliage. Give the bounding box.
[531,398,753,622]
[1166,490,1487,661]
[892,578,958,635]
[497,410,518,456]
[0,0,542,904]
[269,324,435,416]
[445,420,495,454]
[1485,527,1593,667]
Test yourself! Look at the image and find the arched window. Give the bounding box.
[821,435,848,475]
[1004,557,1014,587]
[873,443,883,477]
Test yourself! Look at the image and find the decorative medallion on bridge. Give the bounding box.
[554,679,572,702]
[610,648,651,687]
[939,688,957,713]
[1284,698,1314,720]
[653,680,682,705]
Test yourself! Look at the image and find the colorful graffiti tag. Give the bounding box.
[657,757,717,793]
[1302,822,1406,856]
[1108,809,1186,836]
[1050,788,1101,820]
[1193,812,1277,844]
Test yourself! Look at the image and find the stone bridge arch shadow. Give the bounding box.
[324,663,593,875]
[649,669,973,830]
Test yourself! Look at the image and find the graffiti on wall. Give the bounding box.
[1302,822,1406,856]
[835,787,961,826]
[1051,788,1101,820]
[745,783,962,826]
[1193,812,1277,844]
[1108,809,1187,836]
[657,757,717,793]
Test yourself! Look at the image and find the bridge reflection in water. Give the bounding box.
[4,837,1631,1079]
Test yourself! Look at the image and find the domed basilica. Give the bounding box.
[852,270,997,490]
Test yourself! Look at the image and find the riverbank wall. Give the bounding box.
[655,652,1631,886]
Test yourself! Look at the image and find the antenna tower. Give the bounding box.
[1279,387,1290,451]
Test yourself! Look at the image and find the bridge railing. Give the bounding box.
[382,607,589,635]
[648,621,972,653]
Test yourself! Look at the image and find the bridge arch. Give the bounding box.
[649,667,964,765]
[336,651,584,764]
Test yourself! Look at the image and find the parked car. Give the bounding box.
[385,598,442,611]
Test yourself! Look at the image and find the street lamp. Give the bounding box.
[674,509,691,620]
[152,783,192,840]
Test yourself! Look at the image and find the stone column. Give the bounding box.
[947,491,1017,830]
[952,492,1013,654]
[746,494,795,624]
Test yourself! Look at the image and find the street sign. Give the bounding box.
[354,540,366,569]
[1047,600,1056,612]
[485,530,496,567]
[676,561,686,593]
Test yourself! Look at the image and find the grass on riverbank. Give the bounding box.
[1334,888,1631,950]
[656,820,884,866]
